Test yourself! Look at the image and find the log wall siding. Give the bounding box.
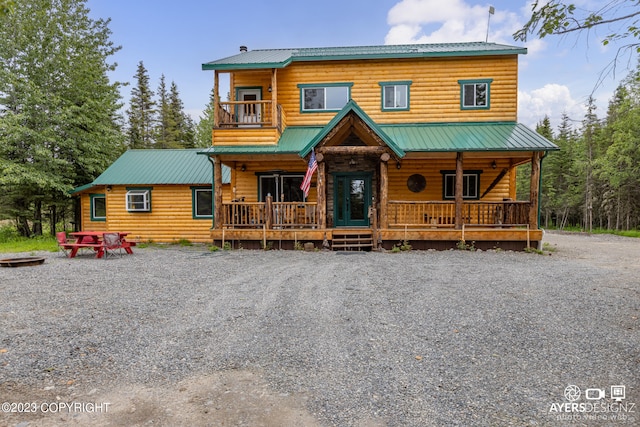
[229,55,518,130]
[80,193,107,232]
[387,158,512,202]
[85,185,219,243]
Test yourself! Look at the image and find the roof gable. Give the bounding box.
[299,100,405,158]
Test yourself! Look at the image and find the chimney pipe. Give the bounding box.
[239,45,248,53]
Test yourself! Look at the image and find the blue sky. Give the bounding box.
[87,0,635,129]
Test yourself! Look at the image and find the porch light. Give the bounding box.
[241,164,246,172]
[491,160,497,169]
[268,85,272,93]
[396,162,401,169]
[349,158,356,167]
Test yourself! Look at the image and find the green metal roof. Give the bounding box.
[382,122,559,152]
[72,149,230,194]
[202,42,527,71]
[199,122,557,157]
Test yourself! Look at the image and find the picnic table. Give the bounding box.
[67,231,135,258]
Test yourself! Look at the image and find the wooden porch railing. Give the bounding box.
[222,201,317,228]
[387,201,531,227]
[216,101,279,128]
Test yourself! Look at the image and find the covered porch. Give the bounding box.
[202,101,556,250]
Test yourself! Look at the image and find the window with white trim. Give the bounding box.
[459,79,492,109]
[442,171,481,200]
[126,189,151,212]
[380,81,411,110]
[299,84,351,111]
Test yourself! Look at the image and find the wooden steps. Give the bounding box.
[331,229,373,251]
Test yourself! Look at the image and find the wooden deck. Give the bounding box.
[210,226,542,251]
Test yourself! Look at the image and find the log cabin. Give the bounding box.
[72,149,230,243]
[200,42,558,250]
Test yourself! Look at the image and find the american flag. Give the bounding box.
[300,150,317,198]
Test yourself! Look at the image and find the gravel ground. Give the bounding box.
[0,231,639,426]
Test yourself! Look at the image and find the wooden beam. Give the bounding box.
[529,152,541,229]
[318,146,387,155]
[271,68,277,128]
[317,160,326,228]
[455,152,463,230]
[213,71,219,130]
[380,157,389,228]
[213,156,223,229]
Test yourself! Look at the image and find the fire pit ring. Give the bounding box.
[0,257,46,267]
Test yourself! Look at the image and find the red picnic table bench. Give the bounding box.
[57,231,136,258]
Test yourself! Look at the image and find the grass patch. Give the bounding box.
[0,235,58,253]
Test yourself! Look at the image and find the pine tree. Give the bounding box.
[127,61,155,148]
[0,0,124,236]
[168,81,194,148]
[195,88,216,148]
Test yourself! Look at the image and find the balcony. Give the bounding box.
[216,101,282,129]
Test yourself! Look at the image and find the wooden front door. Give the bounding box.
[334,173,371,227]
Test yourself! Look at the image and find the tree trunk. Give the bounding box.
[32,200,42,236]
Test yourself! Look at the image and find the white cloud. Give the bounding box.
[385,0,525,45]
[518,84,586,128]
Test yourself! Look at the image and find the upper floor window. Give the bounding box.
[441,171,482,200]
[298,83,352,112]
[126,188,151,212]
[380,81,411,111]
[90,194,106,221]
[459,79,493,110]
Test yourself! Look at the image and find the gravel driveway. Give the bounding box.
[1,231,639,426]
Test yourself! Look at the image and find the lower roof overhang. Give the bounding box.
[198,121,559,159]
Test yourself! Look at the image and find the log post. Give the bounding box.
[213,156,223,229]
[213,71,219,130]
[455,152,464,230]
[379,153,390,229]
[265,194,273,230]
[316,154,326,228]
[529,152,541,229]
[271,68,277,127]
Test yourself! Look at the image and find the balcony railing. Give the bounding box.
[216,101,281,128]
[222,201,317,228]
[388,201,531,228]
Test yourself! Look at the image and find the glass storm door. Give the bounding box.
[334,173,371,227]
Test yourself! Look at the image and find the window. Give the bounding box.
[90,194,106,221]
[441,171,481,200]
[192,187,212,219]
[459,79,492,109]
[298,83,352,112]
[126,189,151,212]
[380,81,411,110]
[259,174,305,201]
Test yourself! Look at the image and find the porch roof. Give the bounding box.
[199,122,558,156]
[202,42,527,71]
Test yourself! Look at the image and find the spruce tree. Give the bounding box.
[0,0,124,236]
[195,88,216,148]
[127,61,155,148]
